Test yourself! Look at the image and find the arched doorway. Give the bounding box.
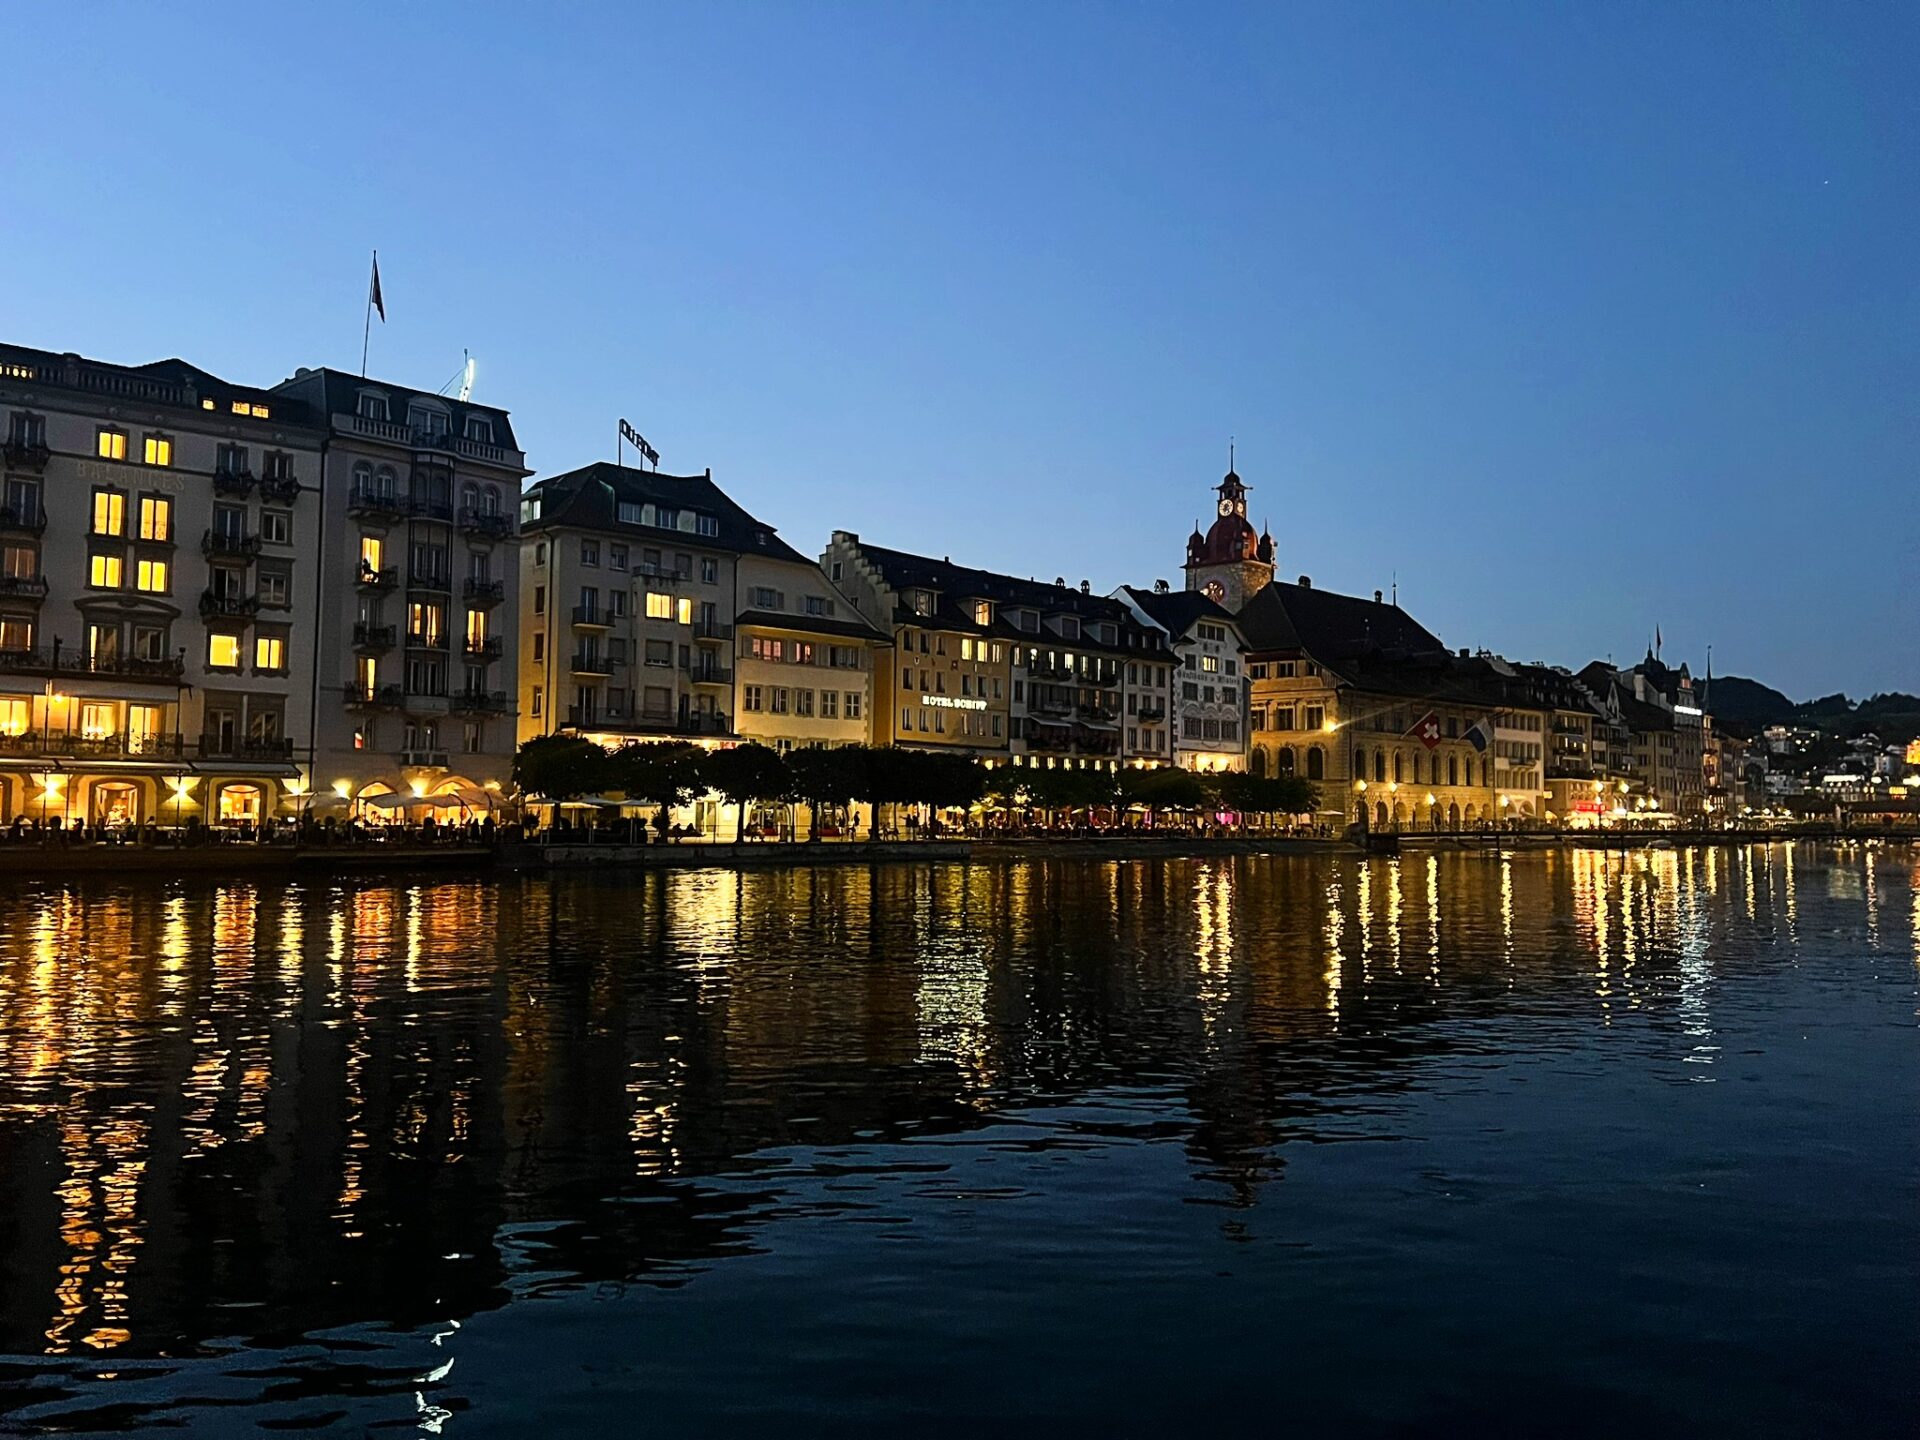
[1306,746,1324,780]
[91,781,143,828]
[1374,801,1389,827]
[216,782,264,826]
[1447,801,1460,829]
[1251,748,1267,779]
[1276,747,1296,777]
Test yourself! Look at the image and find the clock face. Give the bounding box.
[1217,498,1234,517]
[1203,580,1225,603]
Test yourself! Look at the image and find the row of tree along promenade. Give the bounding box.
[510,736,1325,843]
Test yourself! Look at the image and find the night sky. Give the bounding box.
[4,3,1912,696]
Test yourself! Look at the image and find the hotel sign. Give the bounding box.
[925,695,987,711]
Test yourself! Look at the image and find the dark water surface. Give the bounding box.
[0,846,1914,1436]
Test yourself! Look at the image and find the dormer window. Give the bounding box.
[972,600,992,626]
[463,415,493,443]
[408,404,449,439]
[912,591,933,617]
[356,391,389,421]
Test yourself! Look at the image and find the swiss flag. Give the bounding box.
[1408,710,1442,750]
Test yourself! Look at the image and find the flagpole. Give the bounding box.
[361,250,377,377]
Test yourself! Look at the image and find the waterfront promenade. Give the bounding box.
[0,823,1909,876]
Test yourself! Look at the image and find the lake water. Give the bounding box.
[0,846,1913,1436]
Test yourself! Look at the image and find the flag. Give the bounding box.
[369,253,386,323]
[1655,624,1662,656]
[1465,719,1492,753]
[1407,710,1442,750]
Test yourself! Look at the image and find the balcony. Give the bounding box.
[566,706,729,737]
[0,648,186,683]
[404,629,449,651]
[463,636,504,661]
[399,749,451,768]
[1077,705,1119,727]
[407,570,452,593]
[199,735,295,763]
[0,731,187,759]
[355,564,397,591]
[462,576,505,604]
[199,590,260,620]
[257,473,301,504]
[202,529,261,559]
[632,561,685,584]
[693,618,732,643]
[1134,704,1166,723]
[452,688,512,714]
[0,504,46,536]
[0,575,49,601]
[346,486,407,520]
[571,605,611,630]
[1,439,51,471]
[457,507,513,540]
[407,496,455,523]
[211,467,255,497]
[343,683,404,709]
[682,659,733,686]
[570,651,612,677]
[352,622,397,651]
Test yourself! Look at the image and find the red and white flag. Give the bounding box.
[1408,710,1442,750]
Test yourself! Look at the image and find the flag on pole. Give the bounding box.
[1407,710,1442,750]
[369,253,386,322]
[1464,719,1492,753]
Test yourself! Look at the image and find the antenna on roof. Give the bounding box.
[1391,572,1397,606]
[1228,436,1235,472]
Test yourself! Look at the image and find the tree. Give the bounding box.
[1120,766,1210,826]
[784,745,864,841]
[513,736,607,805]
[699,743,790,842]
[607,741,704,840]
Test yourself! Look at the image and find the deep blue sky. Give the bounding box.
[4,4,1913,697]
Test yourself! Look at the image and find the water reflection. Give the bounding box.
[0,844,1912,1433]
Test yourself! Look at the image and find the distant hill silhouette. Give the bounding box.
[1706,675,1797,729]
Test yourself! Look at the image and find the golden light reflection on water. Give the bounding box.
[0,843,1907,1363]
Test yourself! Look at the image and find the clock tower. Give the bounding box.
[1183,464,1274,612]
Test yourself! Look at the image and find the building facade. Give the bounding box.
[270,367,527,815]
[1115,584,1247,771]
[0,344,328,828]
[520,464,883,757]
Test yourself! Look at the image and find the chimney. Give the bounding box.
[1374,589,1382,604]
[1079,579,1090,594]
[1154,578,1170,594]
[1298,575,1311,589]
[1054,576,1066,588]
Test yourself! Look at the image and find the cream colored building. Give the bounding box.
[519,463,883,757]
[0,343,327,828]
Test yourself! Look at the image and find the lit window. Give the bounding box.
[208,633,241,669]
[0,698,27,736]
[465,609,487,646]
[143,434,172,466]
[80,703,116,740]
[136,558,169,593]
[232,400,252,416]
[96,428,127,461]
[645,592,673,620]
[251,404,269,419]
[255,635,285,672]
[676,597,692,625]
[138,495,170,541]
[91,489,125,536]
[89,553,123,588]
[359,535,383,573]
